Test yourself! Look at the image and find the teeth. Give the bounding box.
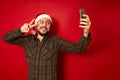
[42,28,46,30]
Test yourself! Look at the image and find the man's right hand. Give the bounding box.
[20,19,36,33]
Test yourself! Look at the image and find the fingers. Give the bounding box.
[82,14,90,20]
[29,18,35,25]
[29,24,37,28]
[80,20,90,28]
[28,18,37,28]
[79,25,88,28]
[81,14,90,21]
[80,22,88,25]
[21,19,36,33]
[79,14,91,29]
[20,23,30,33]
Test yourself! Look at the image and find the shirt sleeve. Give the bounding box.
[2,28,28,46]
[57,33,92,53]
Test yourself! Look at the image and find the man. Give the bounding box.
[3,13,92,80]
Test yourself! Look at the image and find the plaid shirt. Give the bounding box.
[3,29,91,80]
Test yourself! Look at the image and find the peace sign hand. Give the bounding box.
[20,19,36,33]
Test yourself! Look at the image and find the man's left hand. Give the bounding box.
[79,14,91,38]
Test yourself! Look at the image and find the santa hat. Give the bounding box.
[35,14,52,24]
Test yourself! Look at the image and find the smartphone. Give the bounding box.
[79,8,85,18]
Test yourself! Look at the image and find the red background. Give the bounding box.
[0,0,120,80]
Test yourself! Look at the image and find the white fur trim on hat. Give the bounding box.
[35,14,52,24]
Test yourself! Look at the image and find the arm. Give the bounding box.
[57,34,91,53]
[58,14,92,53]
[2,29,27,46]
[2,19,36,46]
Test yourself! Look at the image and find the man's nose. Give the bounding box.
[42,23,47,27]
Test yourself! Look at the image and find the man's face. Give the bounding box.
[36,18,51,36]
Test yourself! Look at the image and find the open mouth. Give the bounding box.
[39,27,48,32]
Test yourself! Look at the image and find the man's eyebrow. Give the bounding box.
[46,20,51,22]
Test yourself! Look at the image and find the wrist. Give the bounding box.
[20,28,25,34]
[83,29,90,38]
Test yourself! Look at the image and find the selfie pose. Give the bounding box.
[3,10,92,80]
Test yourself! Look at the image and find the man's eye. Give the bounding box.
[38,21,43,24]
[46,22,50,25]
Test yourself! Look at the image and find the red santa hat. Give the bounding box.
[35,14,52,24]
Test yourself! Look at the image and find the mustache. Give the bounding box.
[37,26,47,29]
[40,27,47,29]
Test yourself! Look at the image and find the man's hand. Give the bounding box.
[20,19,36,33]
[79,14,91,38]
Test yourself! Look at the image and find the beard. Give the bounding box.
[36,26,50,36]
[37,30,49,36]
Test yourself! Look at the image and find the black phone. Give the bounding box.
[79,8,85,18]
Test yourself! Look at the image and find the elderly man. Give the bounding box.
[3,13,92,80]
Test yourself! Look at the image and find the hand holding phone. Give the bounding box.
[79,8,86,26]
